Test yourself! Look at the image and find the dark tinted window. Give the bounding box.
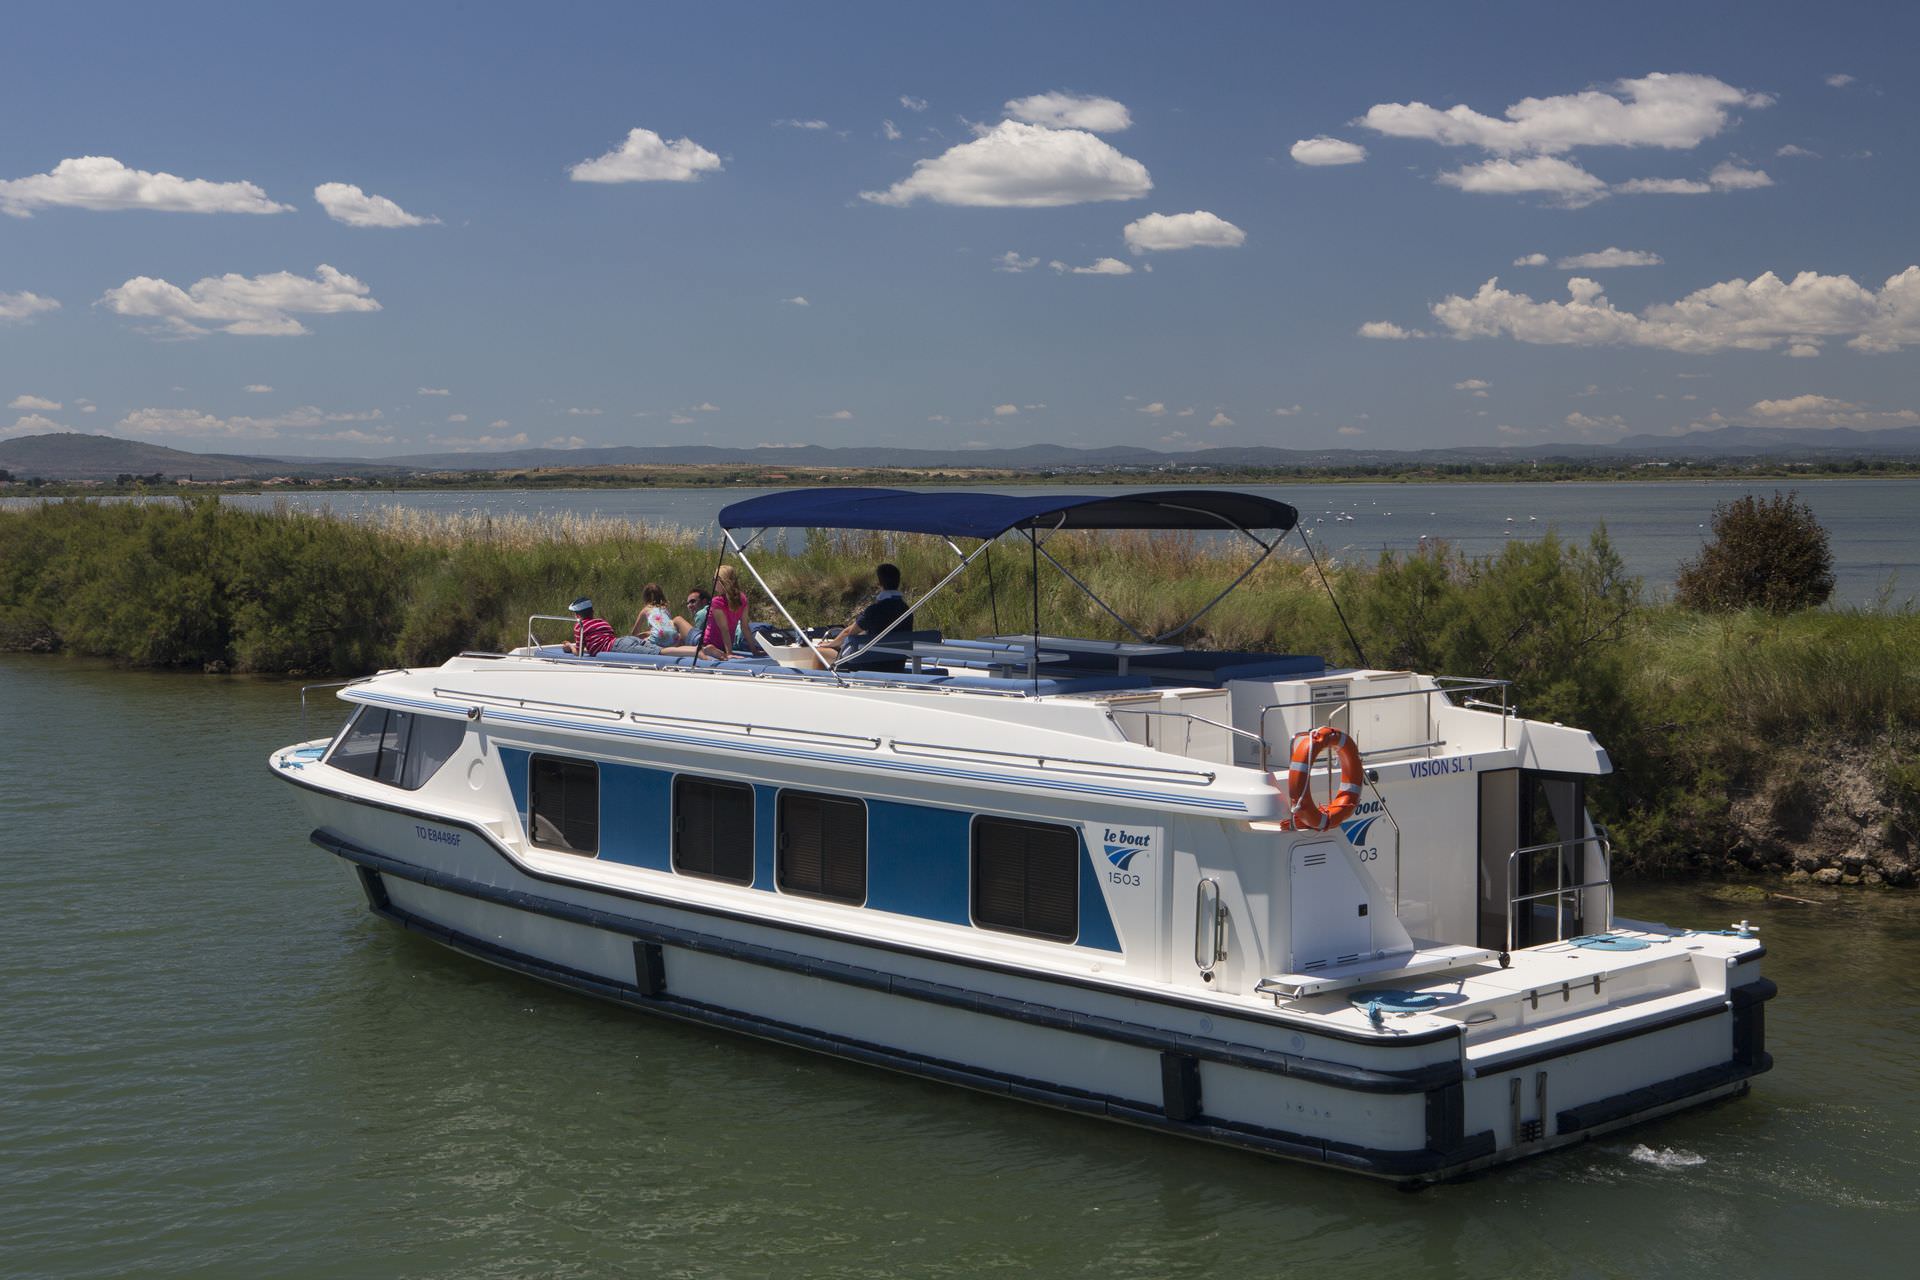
[972,817,1078,942]
[326,707,466,791]
[673,776,755,883]
[777,791,867,904]
[530,755,599,855]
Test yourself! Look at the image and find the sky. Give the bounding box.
[2,0,1918,458]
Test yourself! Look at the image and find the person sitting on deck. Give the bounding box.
[563,597,618,656]
[611,583,677,654]
[814,563,907,665]
[663,567,750,659]
[671,587,711,646]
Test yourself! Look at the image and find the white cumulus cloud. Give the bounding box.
[824,409,854,420]
[1747,394,1919,428]
[114,404,385,440]
[1273,404,1302,416]
[1453,379,1490,392]
[1707,161,1772,190]
[1122,210,1246,254]
[1437,156,1607,200]
[780,295,810,305]
[1358,73,1770,155]
[1825,73,1856,88]
[566,407,603,416]
[3,414,66,439]
[861,120,1151,207]
[900,95,928,112]
[0,155,291,218]
[1426,266,1920,355]
[100,264,380,337]
[881,120,902,141]
[0,290,60,321]
[10,394,60,410]
[1615,176,1713,195]
[243,384,273,393]
[418,387,451,396]
[1050,257,1133,275]
[569,128,724,183]
[1513,252,1550,266]
[774,118,830,130]
[314,182,439,227]
[1775,144,1820,159]
[1003,92,1132,132]
[1556,247,1663,268]
[1209,411,1234,428]
[993,403,1019,416]
[1358,320,1424,340]
[992,252,1039,273]
[1138,402,1167,416]
[1290,136,1368,166]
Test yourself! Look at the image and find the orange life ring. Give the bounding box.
[1285,726,1364,830]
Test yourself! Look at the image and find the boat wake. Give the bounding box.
[1627,1144,1709,1169]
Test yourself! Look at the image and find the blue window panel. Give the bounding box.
[753,783,779,891]
[866,800,972,925]
[1075,832,1122,953]
[599,763,672,869]
[499,746,531,834]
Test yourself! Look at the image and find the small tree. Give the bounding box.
[1675,490,1834,613]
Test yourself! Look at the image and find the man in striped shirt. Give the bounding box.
[565,597,618,655]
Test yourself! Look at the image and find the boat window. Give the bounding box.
[971,816,1078,943]
[326,707,466,791]
[673,776,755,884]
[777,791,867,904]
[530,755,599,855]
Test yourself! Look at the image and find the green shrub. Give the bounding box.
[1675,490,1834,613]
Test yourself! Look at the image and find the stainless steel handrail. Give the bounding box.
[1503,833,1613,961]
[431,687,624,720]
[299,678,366,745]
[626,709,881,750]
[1258,676,1513,762]
[525,613,580,647]
[889,738,1218,785]
[1104,704,1267,764]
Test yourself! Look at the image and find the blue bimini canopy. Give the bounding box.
[717,487,1298,541]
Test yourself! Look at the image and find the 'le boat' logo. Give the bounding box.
[1104,827,1150,870]
[1341,815,1383,846]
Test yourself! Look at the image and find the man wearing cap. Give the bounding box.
[564,597,618,656]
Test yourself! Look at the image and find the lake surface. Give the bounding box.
[2,655,1916,1278]
[229,477,1920,605]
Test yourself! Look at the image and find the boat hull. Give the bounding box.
[294,782,1772,1183]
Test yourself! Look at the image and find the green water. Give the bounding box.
[2,656,1915,1278]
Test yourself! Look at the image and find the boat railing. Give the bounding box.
[890,738,1218,786]
[1503,830,1614,964]
[430,681,1207,784]
[1104,704,1265,766]
[525,613,580,648]
[1258,676,1513,763]
[299,677,370,745]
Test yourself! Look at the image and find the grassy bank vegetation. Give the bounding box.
[3,498,1914,880]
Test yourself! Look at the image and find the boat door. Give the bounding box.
[1478,770,1590,951]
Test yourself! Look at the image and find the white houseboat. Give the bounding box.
[270,488,1772,1181]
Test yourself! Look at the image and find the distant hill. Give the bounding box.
[0,433,406,481]
[5,422,1920,483]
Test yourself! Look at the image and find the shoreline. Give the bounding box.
[10,461,1920,500]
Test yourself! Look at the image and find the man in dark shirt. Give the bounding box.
[817,563,906,664]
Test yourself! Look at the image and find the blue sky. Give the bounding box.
[3,0,1917,456]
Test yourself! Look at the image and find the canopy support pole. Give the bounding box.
[1030,539,1151,644]
[853,537,995,657]
[725,530,847,686]
[1152,531,1283,643]
[1029,530,1040,690]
